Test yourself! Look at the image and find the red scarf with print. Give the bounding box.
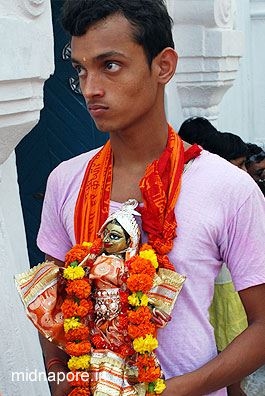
[74,125,201,269]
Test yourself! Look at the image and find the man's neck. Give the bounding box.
[110,117,169,171]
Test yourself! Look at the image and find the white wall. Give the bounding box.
[219,0,265,146]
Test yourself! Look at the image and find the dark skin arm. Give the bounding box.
[40,254,73,396]
[163,283,265,396]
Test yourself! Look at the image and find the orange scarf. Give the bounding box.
[74,125,200,264]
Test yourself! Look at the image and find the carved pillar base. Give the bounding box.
[167,0,243,124]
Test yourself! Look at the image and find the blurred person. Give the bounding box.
[178,117,248,171]
[246,143,265,196]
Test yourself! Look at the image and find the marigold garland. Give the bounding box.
[127,273,153,293]
[65,326,90,342]
[62,240,98,396]
[66,341,91,356]
[68,387,91,396]
[66,280,91,299]
[67,371,90,387]
[126,244,166,396]
[61,239,165,396]
[65,244,91,267]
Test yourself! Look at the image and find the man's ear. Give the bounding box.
[153,48,178,84]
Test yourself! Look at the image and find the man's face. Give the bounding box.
[71,14,159,133]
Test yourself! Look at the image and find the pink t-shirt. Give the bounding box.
[37,149,265,396]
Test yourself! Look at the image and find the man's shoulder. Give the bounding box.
[50,146,102,180]
[56,146,102,173]
[191,150,258,199]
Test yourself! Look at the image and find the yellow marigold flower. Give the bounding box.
[82,242,92,249]
[63,266,85,280]
[133,334,158,353]
[139,250,158,269]
[64,317,82,333]
[68,354,90,371]
[140,294,149,306]
[154,378,166,394]
[128,293,140,306]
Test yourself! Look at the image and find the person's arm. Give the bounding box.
[40,254,73,396]
[163,283,265,396]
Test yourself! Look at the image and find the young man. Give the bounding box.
[37,1,265,395]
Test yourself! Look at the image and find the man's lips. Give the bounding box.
[87,104,108,115]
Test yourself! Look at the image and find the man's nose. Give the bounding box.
[81,74,104,99]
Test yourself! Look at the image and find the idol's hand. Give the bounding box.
[151,307,171,328]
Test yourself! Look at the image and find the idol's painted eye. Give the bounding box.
[109,232,121,240]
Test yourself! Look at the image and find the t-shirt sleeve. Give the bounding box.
[37,168,73,261]
[220,185,265,291]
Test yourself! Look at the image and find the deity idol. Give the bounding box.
[15,199,186,396]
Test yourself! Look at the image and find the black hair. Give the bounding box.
[61,0,174,68]
[178,117,249,161]
[246,143,265,164]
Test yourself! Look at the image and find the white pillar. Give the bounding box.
[166,0,243,129]
[0,0,54,394]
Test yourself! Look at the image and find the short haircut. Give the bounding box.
[179,117,249,161]
[61,0,174,67]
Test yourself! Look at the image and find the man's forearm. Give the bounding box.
[163,320,265,396]
[39,333,69,368]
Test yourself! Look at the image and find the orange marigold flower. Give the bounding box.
[127,274,153,293]
[130,257,155,278]
[67,371,90,387]
[128,306,152,324]
[65,326,89,342]
[68,386,90,396]
[140,244,154,252]
[136,353,154,368]
[65,244,91,267]
[128,322,156,339]
[66,341,91,356]
[138,365,161,383]
[61,298,92,318]
[66,280,91,299]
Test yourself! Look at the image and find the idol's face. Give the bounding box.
[102,221,128,254]
[71,13,159,133]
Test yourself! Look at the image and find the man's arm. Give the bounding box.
[163,283,265,396]
[40,254,72,396]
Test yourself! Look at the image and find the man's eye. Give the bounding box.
[74,65,85,76]
[105,62,120,72]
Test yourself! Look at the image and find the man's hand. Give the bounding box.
[48,363,73,396]
[227,382,247,396]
